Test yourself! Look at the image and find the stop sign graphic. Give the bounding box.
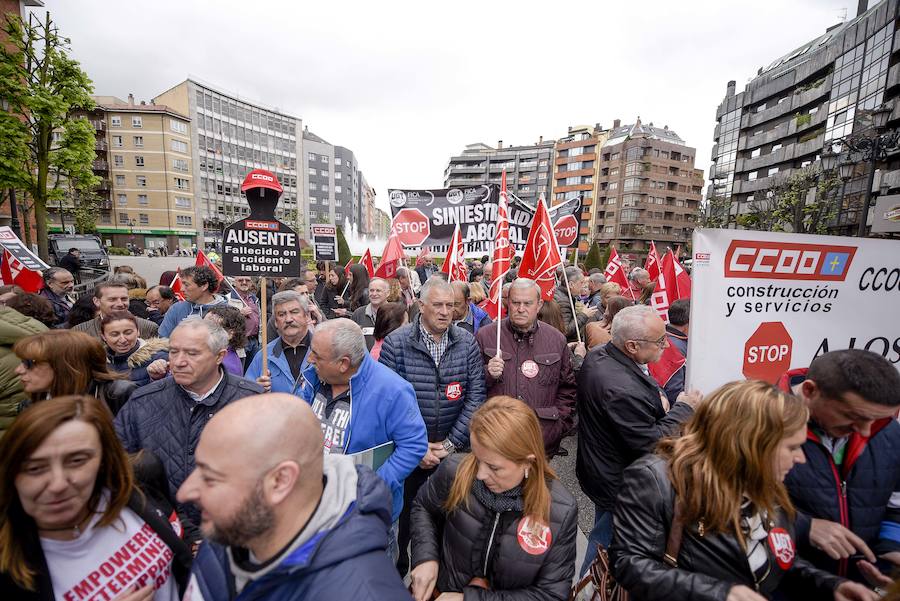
[553,214,579,247]
[392,208,430,247]
[743,322,793,384]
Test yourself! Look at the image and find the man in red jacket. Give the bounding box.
[475,278,576,458]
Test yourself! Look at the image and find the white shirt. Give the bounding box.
[40,499,179,601]
[184,371,225,404]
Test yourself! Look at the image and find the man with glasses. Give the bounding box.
[475,278,575,458]
[38,267,75,327]
[575,304,700,575]
[144,285,176,325]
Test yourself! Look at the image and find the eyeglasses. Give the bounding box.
[632,336,668,348]
[20,358,41,370]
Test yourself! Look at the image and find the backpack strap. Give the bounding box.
[663,500,686,568]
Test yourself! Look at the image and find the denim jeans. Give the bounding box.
[580,507,613,576]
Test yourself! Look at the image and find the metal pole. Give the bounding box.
[8,189,21,239]
[857,141,879,237]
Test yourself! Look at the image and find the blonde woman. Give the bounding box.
[410,396,577,600]
[611,380,877,601]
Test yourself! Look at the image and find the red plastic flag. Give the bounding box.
[374,232,405,279]
[343,258,353,276]
[672,251,692,299]
[0,249,43,293]
[518,197,563,301]
[359,248,375,278]
[644,241,661,283]
[440,223,467,283]
[196,250,224,283]
[484,171,513,320]
[649,341,686,389]
[603,247,634,300]
[415,245,432,268]
[169,270,186,301]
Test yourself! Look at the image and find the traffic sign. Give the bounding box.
[392,208,430,247]
[743,322,793,383]
[553,214,579,247]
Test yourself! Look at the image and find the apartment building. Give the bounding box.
[709,0,900,234]
[443,140,555,202]
[48,96,196,251]
[153,79,302,248]
[594,119,703,260]
[553,124,610,252]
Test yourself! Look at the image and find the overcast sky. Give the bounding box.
[38,0,860,211]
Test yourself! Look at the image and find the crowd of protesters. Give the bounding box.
[0,253,896,601]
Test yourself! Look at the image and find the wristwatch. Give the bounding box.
[441,439,456,454]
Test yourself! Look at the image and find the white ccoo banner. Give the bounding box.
[686,228,900,393]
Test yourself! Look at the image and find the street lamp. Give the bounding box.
[820,150,839,172]
[834,103,900,236]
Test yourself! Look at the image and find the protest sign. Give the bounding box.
[687,228,900,393]
[222,169,300,277]
[387,185,584,256]
[0,226,49,273]
[311,224,338,262]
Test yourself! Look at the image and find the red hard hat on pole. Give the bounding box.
[241,169,283,195]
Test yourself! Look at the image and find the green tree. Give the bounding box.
[583,241,603,271]
[701,194,736,229]
[600,244,612,269]
[336,226,352,265]
[0,11,99,259]
[738,167,840,234]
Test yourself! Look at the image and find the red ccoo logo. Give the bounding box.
[724,240,857,281]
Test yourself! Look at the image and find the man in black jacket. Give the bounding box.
[58,248,82,283]
[778,349,900,589]
[576,304,700,576]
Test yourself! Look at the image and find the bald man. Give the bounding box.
[178,393,411,600]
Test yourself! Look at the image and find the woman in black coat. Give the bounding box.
[410,396,577,601]
[322,269,350,319]
[610,380,876,601]
[0,395,192,600]
[347,262,370,312]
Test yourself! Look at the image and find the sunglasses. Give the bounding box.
[20,358,41,370]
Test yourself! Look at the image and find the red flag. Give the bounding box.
[518,197,563,301]
[415,245,432,267]
[359,248,375,278]
[0,249,43,293]
[343,258,353,277]
[648,340,686,388]
[644,241,661,283]
[169,270,186,301]
[651,252,676,322]
[604,247,634,300]
[196,250,224,283]
[485,171,513,319]
[374,232,404,279]
[440,223,467,283]
[672,251,692,299]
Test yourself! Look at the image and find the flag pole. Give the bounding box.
[559,264,582,344]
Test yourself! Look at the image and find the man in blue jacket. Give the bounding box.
[301,318,427,560]
[178,392,410,600]
[159,265,228,336]
[379,277,486,575]
[246,291,311,396]
[778,349,900,589]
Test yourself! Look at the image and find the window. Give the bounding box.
[768,167,779,176]
[748,171,758,181]
[308,152,317,162]
[310,183,317,191]
[117,194,127,205]
[115,175,126,186]
[176,215,192,226]
[173,158,188,171]
[175,196,191,208]
[171,139,188,153]
[112,135,123,147]
[139,213,149,225]
[321,185,329,193]
[608,181,619,191]
[135,156,144,167]
[320,170,328,176]
[111,116,122,127]
[771,143,782,153]
[335,185,342,193]
[751,148,761,158]
[320,155,329,164]
[132,116,142,128]
[113,155,124,167]
[604,225,614,233]
[118,212,129,225]
[175,177,189,190]
[138,194,148,205]
[170,120,187,134]
[100,213,111,224]
[335,172,341,180]
[136,176,147,187]
[309,197,317,205]
[607,197,617,205]
[133,136,143,147]
[335,157,342,166]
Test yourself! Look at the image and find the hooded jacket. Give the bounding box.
[611,454,843,601]
[0,307,47,435]
[379,317,486,450]
[158,294,229,337]
[185,456,410,601]
[777,367,900,582]
[106,337,169,387]
[299,352,427,522]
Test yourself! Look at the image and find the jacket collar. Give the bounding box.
[604,342,661,390]
[179,368,229,407]
[408,315,459,348]
[272,330,311,359]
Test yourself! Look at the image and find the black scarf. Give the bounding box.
[472,479,524,513]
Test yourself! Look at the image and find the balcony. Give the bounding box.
[95,140,108,151]
[96,179,110,191]
[92,160,109,171]
[519,161,538,171]
[99,199,112,210]
[91,120,106,132]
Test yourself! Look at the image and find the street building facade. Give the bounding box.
[443,139,555,203]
